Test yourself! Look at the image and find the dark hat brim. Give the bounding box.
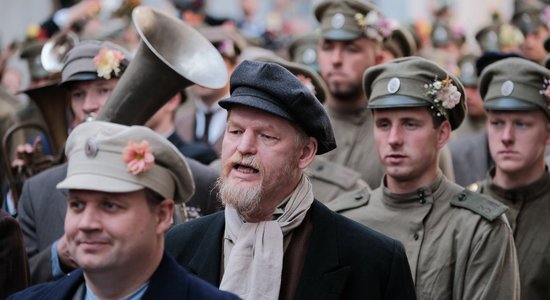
[368,95,429,109]
[59,72,101,87]
[484,97,540,111]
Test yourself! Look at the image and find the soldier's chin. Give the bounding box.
[330,88,362,102]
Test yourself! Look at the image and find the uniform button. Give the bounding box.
[354,194,364,201]
[413,233,419,240]
[419,198,426,204]
[458,193,466,201]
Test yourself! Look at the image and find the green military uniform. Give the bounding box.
[469,57,550,300]
[315,0,454,188]
[341,57,520,299]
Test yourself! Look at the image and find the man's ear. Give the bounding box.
[436,120,452,150]
[545,120,550,146]
[298,137,317,169]
[156,199,175,234]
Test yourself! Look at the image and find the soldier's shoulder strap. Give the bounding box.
[325,186,371,213]
[450,188,507,222]
[308,159,361,189]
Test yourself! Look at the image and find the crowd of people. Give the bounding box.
[1,0,550,299]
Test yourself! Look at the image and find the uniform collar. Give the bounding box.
[382,172,445,206]
[487,167,550,202]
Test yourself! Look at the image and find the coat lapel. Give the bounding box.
[186,213,225,286]
[294,201,350,300]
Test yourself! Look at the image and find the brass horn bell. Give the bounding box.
[40,32,79,73]
[97,6,228,125]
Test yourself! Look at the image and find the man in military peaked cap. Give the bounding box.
[314,0,454,189]
[512,6,549,63]
[469,57,550,300]
[10,121,239,300]
[340,56,520,299]
[166,60,416,300]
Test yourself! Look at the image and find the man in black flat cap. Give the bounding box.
[166,60,416,300]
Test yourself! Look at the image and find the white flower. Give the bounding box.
[433,81,442,89]
[438,85,461,109]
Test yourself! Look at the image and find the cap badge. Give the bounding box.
[424,75,461,117]
[122,140,155,175]
[84,138,98,158]
[387,77,400,94]
[331,13,346,29]
[93,47,125,80]
[302,48,317,65]
[501,80,514,96]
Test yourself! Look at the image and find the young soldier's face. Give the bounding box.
[487,110,550,176]
[318,37,380,102]
[374,107,449,186]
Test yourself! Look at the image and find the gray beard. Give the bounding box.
[216,176,263,219]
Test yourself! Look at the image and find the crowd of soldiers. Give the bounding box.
[1,0,550,299]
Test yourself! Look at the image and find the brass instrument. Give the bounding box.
[1,82,68,206]
[40,32,79,73]
[97,5,228,124]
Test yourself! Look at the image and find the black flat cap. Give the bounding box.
[219,60,336,154]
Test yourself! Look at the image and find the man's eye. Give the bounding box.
[69,201,84,210]
[103,202,121,211]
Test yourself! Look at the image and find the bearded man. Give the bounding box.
[165,60,416,300]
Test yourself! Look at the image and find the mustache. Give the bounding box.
[224,153,263,174]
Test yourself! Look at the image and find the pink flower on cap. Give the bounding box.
[122,140,155,175]
[93,47,125,80]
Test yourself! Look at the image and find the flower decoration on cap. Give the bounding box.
[424,76,462,117]
[538,78,550,109]
[122,140,155,175]
[297,74,316,95]
[355,11,393,41]
[93,47,125,80]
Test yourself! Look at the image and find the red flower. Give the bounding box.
[122,140,155,175]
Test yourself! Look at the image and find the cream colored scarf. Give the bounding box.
[220,175,314,300]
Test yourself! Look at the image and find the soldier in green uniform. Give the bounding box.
[339,56,520,299]
[469,57,550,300]
[314,0,454,189]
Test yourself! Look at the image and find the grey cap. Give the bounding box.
[363,56,466,130]
[60,40,131,87]
[512,6,547,35]
[457,54,479,87]
[314,0,386,41]
[57,121,195,204]
[479,57,550,119]
[219,60,336,154]
[287,33,320,72]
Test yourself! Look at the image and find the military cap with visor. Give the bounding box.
[363,56,466,130]
[60,40,131,87]
[314,0,390,41]
[57,121,195,204]
[511,6,549,35]
[219,60,336,154]
[479,57,550,119]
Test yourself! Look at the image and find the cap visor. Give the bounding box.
[368,95,428,109]
[57,173,144,193]
[484,97,539,111]
[322,29,361,41]
[219,95,295,122]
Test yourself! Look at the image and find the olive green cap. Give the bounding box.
[479,57,550,118]
[457,54,479,87]
[475,24,501,52]
[363,56,466,130]
[314,0,385,41]
[287,33,320,72]
[254,55,327,103]
[383,26,417,58]
[511,7,546,35]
